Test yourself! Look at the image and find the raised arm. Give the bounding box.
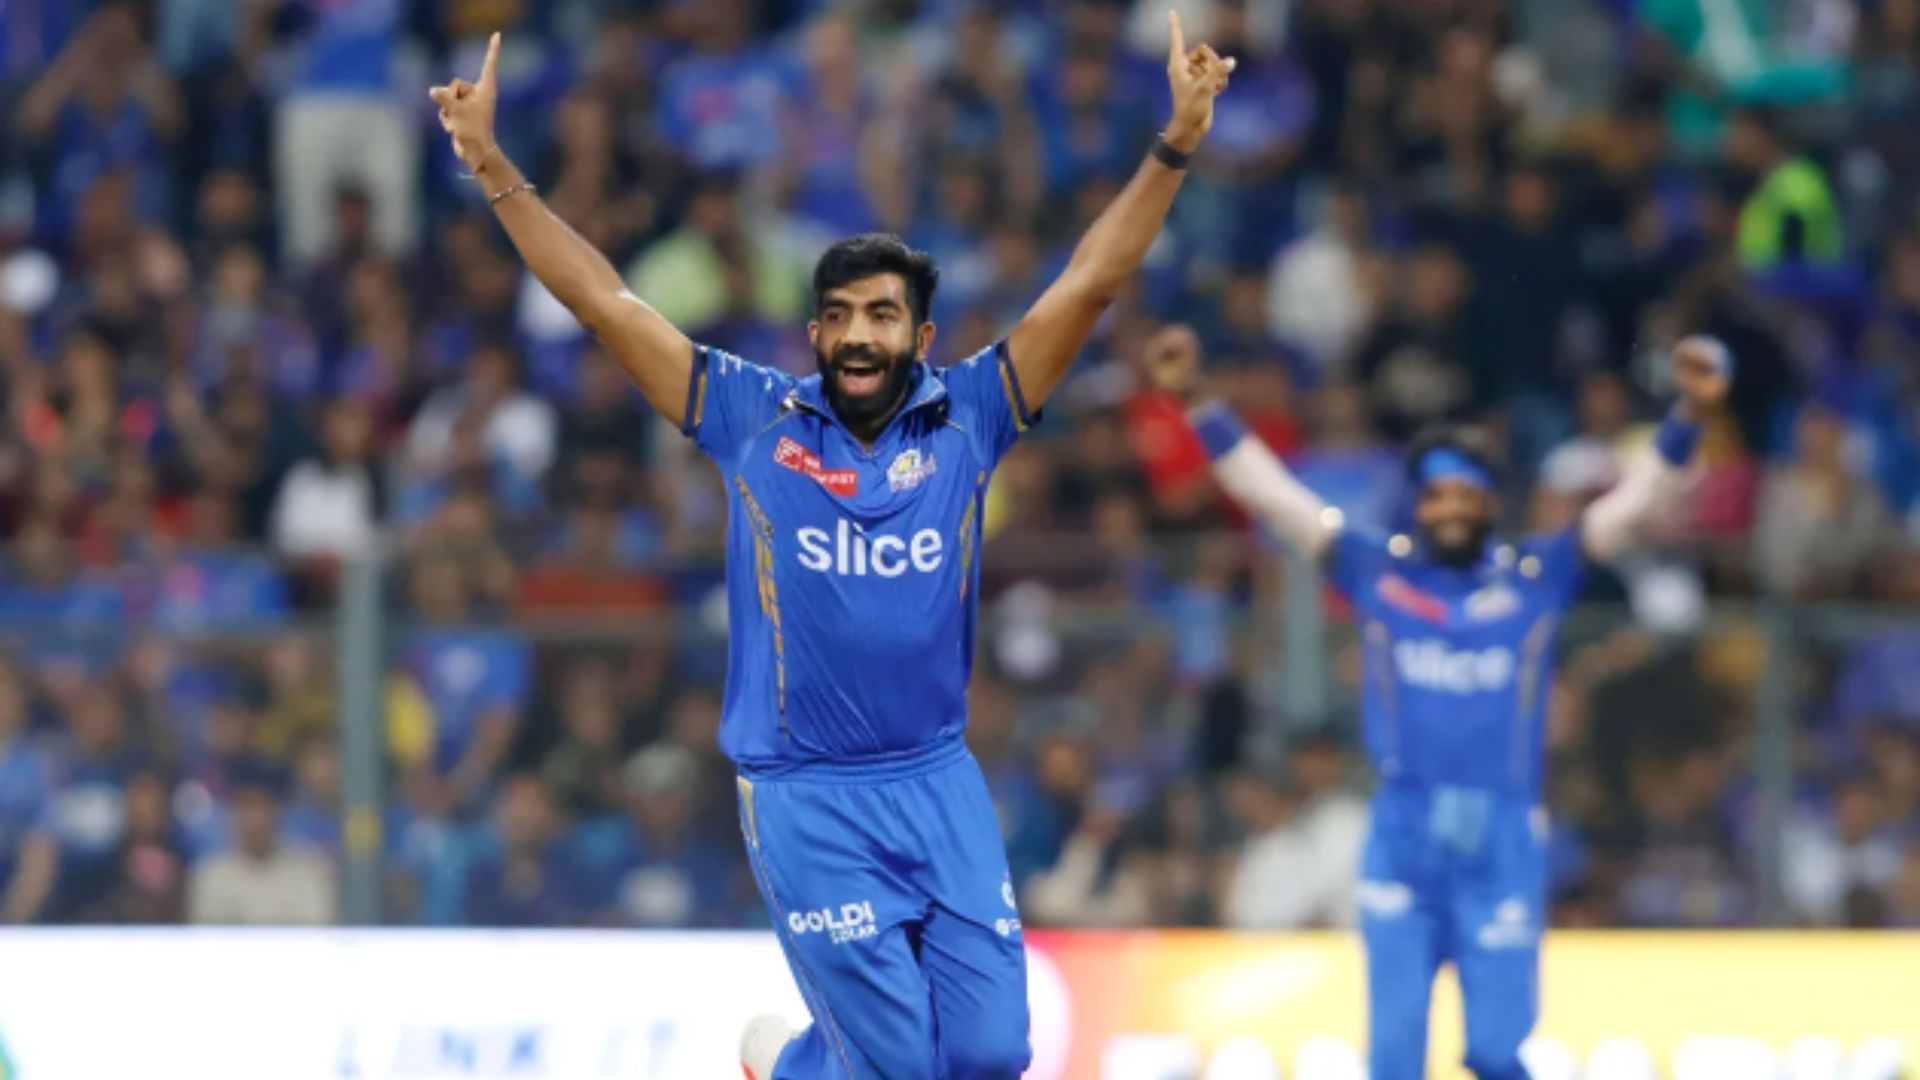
[431,35,695,426]
[1005,11,1235,409]
[1582,336,1733,562]
[1143,325,1337,558]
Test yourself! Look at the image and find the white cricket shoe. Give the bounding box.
[739,1014,797,1080]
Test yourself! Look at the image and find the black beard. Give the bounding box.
[1422,522,1493,569]
[817,343,917,437]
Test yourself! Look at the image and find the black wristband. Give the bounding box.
[1150,135,1192,170]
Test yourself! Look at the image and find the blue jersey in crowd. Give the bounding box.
[681,342,1034,775]
[1328,524,1586,799]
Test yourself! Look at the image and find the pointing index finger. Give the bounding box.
[480,31,501,91]
[1167,9,1185,65]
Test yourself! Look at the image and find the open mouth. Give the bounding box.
[836,358,887,397]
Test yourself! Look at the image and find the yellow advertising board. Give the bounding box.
[1023,931,1920,1079]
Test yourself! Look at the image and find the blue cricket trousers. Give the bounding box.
[737,740,1031,1079]
[1360,782,1546,1080]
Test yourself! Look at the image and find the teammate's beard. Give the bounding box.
[1421,520,1494,570]
[817,342,918,435]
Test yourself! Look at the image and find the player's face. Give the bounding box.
[1415,478,1495,567]
[810,274,933,432]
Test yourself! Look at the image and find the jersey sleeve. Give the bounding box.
[1521,525,1588,608]
[680,345,796,466]
[1323,526,1395,604]
[937,341,1040,467]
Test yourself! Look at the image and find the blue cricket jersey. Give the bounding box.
[1327,524,1586,798]
[681,342,1036,776]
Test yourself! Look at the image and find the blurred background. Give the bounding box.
[0,0,1917,953]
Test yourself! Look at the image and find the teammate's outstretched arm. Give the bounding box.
[1006,10,1234,410]
[430,34,695,426]
[1581,335,1733,561]
[1143,324,1338,559]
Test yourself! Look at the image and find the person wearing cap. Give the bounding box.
[1147,330,1732,1080]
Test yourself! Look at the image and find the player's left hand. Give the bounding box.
[1163,10,1235,154]
[1672,334,1733,413]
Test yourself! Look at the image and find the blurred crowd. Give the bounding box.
[2,0,1920,932]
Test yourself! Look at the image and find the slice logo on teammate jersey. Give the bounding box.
[886,448,937,493]
[1392,640,1515,694]
[788,901,879,945]
[796,519,945,577]
[774,436,859,497]
[1376,574,1449,624]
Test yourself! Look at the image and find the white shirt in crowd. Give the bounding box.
[270,460,382,558]
[187,849,338,927]
[1224,792,1369,930]
[1266,230,1370,372]
[406,391,558,482]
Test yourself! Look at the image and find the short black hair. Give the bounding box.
[812,233,940,325]
[1404,423,1502,489]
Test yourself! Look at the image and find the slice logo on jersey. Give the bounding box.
[773,436,859,497]
[788,900,879,945]
[1465,583,1522,623]
[1376,575,1448,625]
[1392,640,1515,694]
[1002,876,1017,909]
[886,448,938,493]
[796,519,945,577]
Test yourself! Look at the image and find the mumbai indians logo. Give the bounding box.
[1465,583,1521,622]
[886,448,937,493]
[788,901,879,945]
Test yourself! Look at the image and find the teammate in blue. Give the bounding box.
[431,22,1235,1079]
[1148,330,1732,1079]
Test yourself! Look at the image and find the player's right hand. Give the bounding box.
[1142,323,1204,401]
[429,32,502,175]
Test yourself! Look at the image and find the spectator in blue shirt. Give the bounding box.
[43,687,143,920]
[1287,382,1407,535]
[652,0,801,174]
[576,744,749,928]
[397,559,530,820]
[0,515,129,678]
[0,661,59,923]
[15,7,181,245]
[461,772,587,926]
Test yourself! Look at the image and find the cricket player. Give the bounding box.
[1148,329,1732,1079]
[431,21,1233,1079]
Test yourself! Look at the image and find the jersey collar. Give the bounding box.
[790,361,949,433]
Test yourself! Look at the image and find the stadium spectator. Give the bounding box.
[0,662,58,924]
[85,769,187,924]
[270,397,386,566]
[1783,773,1905,926]
[272,0,418,267]
[186,761,335,925]
[393,560,530,821]
[460,772,585,927]
[537,657,631,820]
[577,743,747,928]
[1265,180,1378,373]
[1754,400,1898,599]
[1221,736,1366,929]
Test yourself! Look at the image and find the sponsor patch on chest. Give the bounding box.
[1376,574,1449,624]
[774,436,858,497]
